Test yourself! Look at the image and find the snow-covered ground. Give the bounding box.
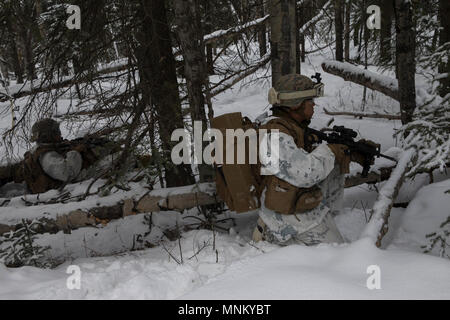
[2,234,449,300]
[0,47,449,299]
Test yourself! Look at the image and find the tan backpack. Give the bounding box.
[211,112,324,215]
[211,112,263,213]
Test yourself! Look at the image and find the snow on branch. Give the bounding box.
[0,60,131,101]
[209,54,271,97]
[398,116,450,177]
[323,108,402,120]
[1,13,271,101]
[321,60,399,101]
[396,43,450,177]
[299,0,332,34]
[359,148,417,247]
[204,15,270,45]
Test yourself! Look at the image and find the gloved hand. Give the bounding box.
[327,144,350,174]
[306,133,321,146]
[72,143,87,154]
[358,139,380,150]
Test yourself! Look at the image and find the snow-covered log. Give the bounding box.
[0,183,218,236]
[359,148,417,247]
[0,160,399,237]
[321,60,399,101]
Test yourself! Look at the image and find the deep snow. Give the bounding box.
[0,47,449,299]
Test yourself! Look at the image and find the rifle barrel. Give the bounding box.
[379,153,398,163]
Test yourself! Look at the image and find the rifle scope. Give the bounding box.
[333,126,357,138]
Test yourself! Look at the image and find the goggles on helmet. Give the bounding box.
[268,83,324,105]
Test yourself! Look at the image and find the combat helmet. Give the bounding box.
[30,118,62,143]
[268,73,324,107]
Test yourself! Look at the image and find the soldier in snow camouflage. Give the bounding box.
[0,119,123,197]
[253,73,364,245]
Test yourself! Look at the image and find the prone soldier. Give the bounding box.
[0,118,122,197]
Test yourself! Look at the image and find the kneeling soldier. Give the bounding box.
[253,74,366,245]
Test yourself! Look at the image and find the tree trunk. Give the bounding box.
[135,0,195,187]
[0,56,8,85]
[34,0,47,41]
[394,0,416,125]
[20,29,36,81]
[335,0,344,61]
[8,40,24,84]
[270,0,298,86]
[204,0,215,74]
[295,3,301,74]
[257,0,268,58]
[173,0,214,183]
[438,0,450,97]
[299,2,306,63]
[357,13,364,61]
[353,18,359,47]
[380,0,393,63]
[6,16,24,84]
[344,0,351,61]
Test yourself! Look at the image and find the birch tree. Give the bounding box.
[173,0,214,182]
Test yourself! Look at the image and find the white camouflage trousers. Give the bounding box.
[254,166,345,246]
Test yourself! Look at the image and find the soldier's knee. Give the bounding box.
[252,218,267,242]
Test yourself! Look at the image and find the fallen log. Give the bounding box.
[0,162,398,237]
[1,160,399,235]
[321,60,399,101]
[0,183,218,236]
[359,148,417,247]
[324,108,402,120]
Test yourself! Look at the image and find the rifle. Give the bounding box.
[51,130,122,155]
[305,125,397,177]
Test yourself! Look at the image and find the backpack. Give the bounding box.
[211,112,263,213]
[22,140,100,194]
[211,112,324,215]
[22,145,65,194]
